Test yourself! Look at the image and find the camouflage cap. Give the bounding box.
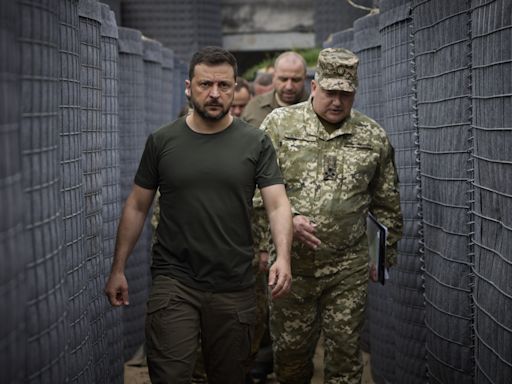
[314,48,359,92]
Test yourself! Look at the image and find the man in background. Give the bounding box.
[252,72,274,96]
[242,50,309,383]
[230,76,252,117]
[242,51,309,128]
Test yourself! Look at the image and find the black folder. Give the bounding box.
[366,213,387,285]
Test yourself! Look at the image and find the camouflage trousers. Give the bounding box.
[270,258,368,384]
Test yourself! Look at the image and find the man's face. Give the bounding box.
[186,63,235,121]
[230,87,251,117]
[311,80,355,124]
[273,57,306,105]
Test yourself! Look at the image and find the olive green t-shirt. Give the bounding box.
[134,117,283,292]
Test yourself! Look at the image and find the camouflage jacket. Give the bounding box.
[260,100,402,269]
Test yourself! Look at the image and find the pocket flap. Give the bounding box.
[146,294,171,315]
[237,307,257,325]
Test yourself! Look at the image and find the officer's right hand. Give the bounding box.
[104,272,129,307]
[292,215,322,250]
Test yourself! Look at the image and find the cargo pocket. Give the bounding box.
[145,287,174,353]
[236,306,257,363]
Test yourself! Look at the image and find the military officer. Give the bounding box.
[260,48,403,384]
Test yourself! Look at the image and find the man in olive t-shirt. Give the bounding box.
[104,47,293,384]
[135,115,283,292]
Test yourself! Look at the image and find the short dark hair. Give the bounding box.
[234,76,250,93]
[188,46,238,80]
[254,72,273,86]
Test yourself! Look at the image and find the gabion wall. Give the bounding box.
[471,0,512,382]
[413,1,474,382]
[0,0,181,382]
[117,25,149,361]
[353,11,404,384]
[323,27,354,51]
[3,1,511,383]
[100,3,124,382]
[314,0,373,47]
[327,1,512,383]
[380,0,426,383]
[121,0,222,63]
[20,0,68,382]
[1,1,27,383]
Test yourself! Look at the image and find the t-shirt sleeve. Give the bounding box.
[255,133,284,189]
[134,134,159,190]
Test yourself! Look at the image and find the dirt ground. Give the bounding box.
[124,339,375,384]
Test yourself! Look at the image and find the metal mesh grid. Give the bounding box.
[100,4,124,382]
[173,56,188,119]
[121,0,222,62]
[314,0,373,47]
[323,28,354,51]
[180,61,189,114]
[412,0,474,382]
[78,1,108,380]
[380,1,427,382]
[0,1,27,382]
[161,47,175,124]
[352,12,397,383]
[141,37,163,298]
[353,13,385,125]
[142,37,163,132]
[59,0,94,382]
[118,26,150,360]
[19,0,68,382]
[100,0,121,23]
[471,0,512,382]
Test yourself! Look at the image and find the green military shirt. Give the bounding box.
[260,100,402,273]
[242,89,309,128]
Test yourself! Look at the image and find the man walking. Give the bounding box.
[104,46,293,384]
[261,48,403,384]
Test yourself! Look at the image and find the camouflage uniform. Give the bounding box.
[261,48,402,384]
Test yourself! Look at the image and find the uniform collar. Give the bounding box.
[260,89,309,109]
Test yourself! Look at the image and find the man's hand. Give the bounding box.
[268,257,292,300]
[258,251,269,272]
[104,272,129,306]
[369,263,378,282]
[293,215,321,250]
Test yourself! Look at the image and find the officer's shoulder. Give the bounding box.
[350,109,387,138]
[267,101,309,120]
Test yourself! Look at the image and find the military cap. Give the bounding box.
[314,48,359,92]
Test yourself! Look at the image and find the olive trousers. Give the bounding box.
[145,275,256,384]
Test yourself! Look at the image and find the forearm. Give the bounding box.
[111,190,154,274]
[266,202,293,264]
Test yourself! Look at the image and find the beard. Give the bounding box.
[278,89,301,105]
[190,95,231,121]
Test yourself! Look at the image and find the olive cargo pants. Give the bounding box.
[145,275,256,384]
